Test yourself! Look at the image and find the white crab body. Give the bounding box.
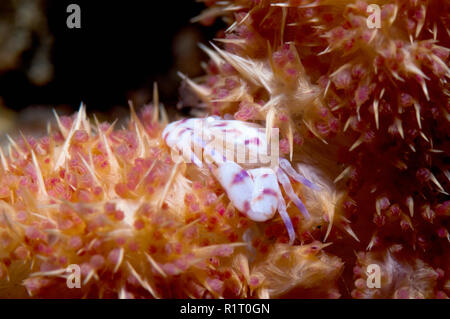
[163,116,319,244]
[163,116,269,168]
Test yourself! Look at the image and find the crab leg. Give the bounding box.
[279,158,320,190]
[249,168,296,244]
[276,168,311,219]
[277,196,296,245]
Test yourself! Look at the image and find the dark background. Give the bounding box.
[0,0,222,112]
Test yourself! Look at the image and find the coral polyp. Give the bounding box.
[352,244,447,299]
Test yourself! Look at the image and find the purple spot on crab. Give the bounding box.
[163,132,170,140]
[243,200,251,212]
[263,188,278,197]
[224,128,240,134]
[244,137,260,145]
[177,128,187,137]
[232,170,250,184]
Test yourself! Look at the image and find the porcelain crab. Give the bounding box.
[162,116,319,244]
